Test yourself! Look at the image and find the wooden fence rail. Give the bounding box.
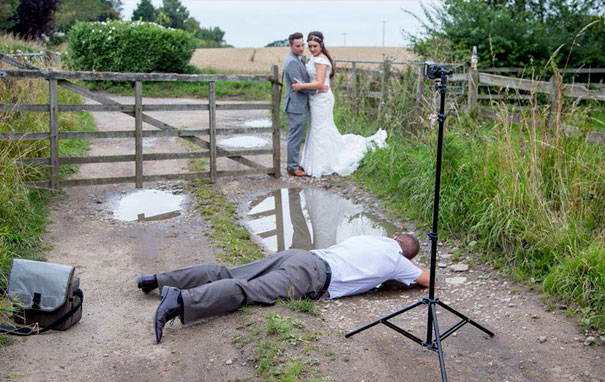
[0,54,281,190]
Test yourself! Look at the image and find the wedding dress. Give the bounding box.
[300,56,387,177]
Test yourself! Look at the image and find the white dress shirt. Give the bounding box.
[311,236,422,299]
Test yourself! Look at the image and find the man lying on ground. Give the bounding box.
[136,234,431,343]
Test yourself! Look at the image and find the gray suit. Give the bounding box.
[283,51,315,170]
[156,250,328,324]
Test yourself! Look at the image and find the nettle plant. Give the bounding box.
[66,20,196,73]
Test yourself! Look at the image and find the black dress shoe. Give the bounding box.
[155,286,183,343]
[136,274,158,293]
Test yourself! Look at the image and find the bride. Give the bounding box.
[292,31,387,177]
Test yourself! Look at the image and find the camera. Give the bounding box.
[423,62,453,80]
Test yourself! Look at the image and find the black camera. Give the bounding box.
[423,62,453,80]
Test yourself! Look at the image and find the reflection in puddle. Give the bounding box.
[243,118,272,127]
[246,188,397,252]
[113,189,184,222]
[218,136,269,148]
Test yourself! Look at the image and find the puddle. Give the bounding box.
[218,136,269,148]
[246,188,398,252]
[243,118,272,128]
[112,189,184,222]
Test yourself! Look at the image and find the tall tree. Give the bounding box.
[132,0,156,22]
[97,0,122,21]
[158,0,189,29]
[54,0,104,32]
[9,0,59,38]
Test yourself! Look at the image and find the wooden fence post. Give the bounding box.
[134,81,143,188]
[379,59,390,114]
[467,68,478,110]
[351,62,357,99]
[413,65,425,124]
[271,65,281,178]
[49,79,59,190]
[548,73,563,128]
[208,81,217,182]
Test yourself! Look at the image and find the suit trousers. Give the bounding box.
[156,249,327,324]
[286,112,308,170]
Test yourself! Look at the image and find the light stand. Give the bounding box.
[345,67,494,382]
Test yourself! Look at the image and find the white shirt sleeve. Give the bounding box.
[393,257,423,286]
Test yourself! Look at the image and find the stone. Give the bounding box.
[437,262,447,268]
[584,336,597,346]
[446,277,467,286]
[468,241,478,247]
[226,359,233,365]
[450,263,469,272]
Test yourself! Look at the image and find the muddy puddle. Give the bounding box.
[218,136,269,148]
[246,188,398,252]
[112,189,184,222]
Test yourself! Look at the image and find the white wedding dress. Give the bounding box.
[300,56,387,177]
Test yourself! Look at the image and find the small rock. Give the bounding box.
[226,359,233,365]
[500,297,512,303]
[508,303,517,307]
[531,314,540,319]
[538,336,547,343]
[468,241,478,247]
[446,277,467,286]
[450,263,469,272]
[437,262,447,268]
[584,336,597,346]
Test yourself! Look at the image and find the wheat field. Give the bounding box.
[190,46,418,74]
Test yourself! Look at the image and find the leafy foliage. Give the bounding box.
[55,0,105,32]
[8,0,59,38]
[131,0,156,22]
[412,0,605,68]
[66,20,196,73]
[0,0,19,31]
[157,0,189,30]
[266,39,289,47]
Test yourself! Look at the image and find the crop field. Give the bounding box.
[190,46,418,73]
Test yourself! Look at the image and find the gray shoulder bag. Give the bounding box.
[1,259,83,336]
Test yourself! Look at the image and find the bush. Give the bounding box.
[66,20,196,73]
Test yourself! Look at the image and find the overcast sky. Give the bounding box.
[121,0,432,47]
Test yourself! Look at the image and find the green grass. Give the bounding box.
[82,66,271,100]
[333,82,604,333]
[277,298,319,316]
[189,165,264,265]
[235,312,322,381]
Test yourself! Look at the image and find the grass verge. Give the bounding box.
[333,86,604,333]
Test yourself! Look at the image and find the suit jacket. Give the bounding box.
[282,51,315,114]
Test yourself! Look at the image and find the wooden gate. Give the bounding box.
[0,54,282,189]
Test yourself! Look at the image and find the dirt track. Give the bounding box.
[2,95,603,382]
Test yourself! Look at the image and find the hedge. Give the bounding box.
[66,20,196,73]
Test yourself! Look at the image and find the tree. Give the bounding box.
[0,0,19,31]
[265,39,288,47]
[55,0,104,32]
[97,0,122,21]
[412,0,605,68]
[9,0,59,38]
[197,26,225,44]
[157,0,189,29]
[131,0,156,22]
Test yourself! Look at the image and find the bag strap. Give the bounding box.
[0,289,83,336]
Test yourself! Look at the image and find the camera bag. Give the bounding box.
[1,259,83,335]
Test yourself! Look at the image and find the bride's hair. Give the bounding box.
[307,31,336,79]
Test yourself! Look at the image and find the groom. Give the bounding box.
[283,32,324,177]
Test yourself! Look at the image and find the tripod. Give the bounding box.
[345,68,494,382]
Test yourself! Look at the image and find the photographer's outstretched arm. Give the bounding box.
[415,267,432,288]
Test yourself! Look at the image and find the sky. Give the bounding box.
[121,0,432,48]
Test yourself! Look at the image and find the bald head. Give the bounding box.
[394,234,420,260]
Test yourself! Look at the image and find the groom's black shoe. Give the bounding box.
[155,286,184,344]
[136,274,158,293]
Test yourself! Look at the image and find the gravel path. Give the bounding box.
[2,96,603,382]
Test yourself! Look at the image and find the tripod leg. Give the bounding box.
[437,300,494,337]
[345,300,424,338]
[430,303,448,382]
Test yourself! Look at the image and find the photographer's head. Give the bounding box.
[394,234,420,260]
